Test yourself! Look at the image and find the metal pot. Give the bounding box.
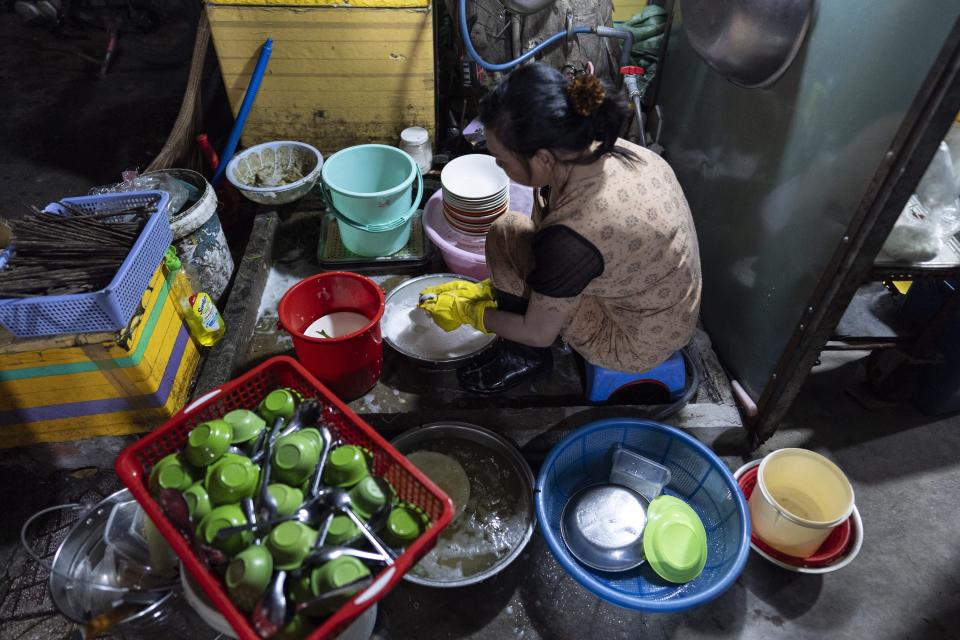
[381,274,497,369]
[26,488,218,639]
[390,422,536,587]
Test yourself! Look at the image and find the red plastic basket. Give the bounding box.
[116,356,454,639]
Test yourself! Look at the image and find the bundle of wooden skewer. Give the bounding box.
[0,203,155,299]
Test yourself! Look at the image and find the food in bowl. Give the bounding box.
[226,141,323,205]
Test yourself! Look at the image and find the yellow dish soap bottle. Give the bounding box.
[162,247,226,347]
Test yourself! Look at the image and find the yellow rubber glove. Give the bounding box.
[419,292,497,333]
[418,279,495,304]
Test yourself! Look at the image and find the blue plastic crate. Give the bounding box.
[0,190,172,337]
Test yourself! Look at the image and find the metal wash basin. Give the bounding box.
[680,0,815,88]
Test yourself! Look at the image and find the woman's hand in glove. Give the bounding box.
[418,292,497,333]
[418,278,495,304]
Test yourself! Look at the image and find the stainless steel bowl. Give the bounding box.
[381,274,497,368]
[560,484,648,572]
[680,0,814,88]
[391,422,536,587]
[43,489,216,639]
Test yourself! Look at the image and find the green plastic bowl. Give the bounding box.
[643,495,708,584]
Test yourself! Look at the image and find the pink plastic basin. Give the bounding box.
[423,182,533,280]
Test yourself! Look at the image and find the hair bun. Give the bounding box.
[567,75,606,117]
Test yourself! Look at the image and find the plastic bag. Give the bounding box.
[90,171,188,218]
[916,141,960,237]
[882,195,942,262]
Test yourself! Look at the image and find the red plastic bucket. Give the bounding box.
[278,272,385,399]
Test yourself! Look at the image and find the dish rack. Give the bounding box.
[115,356,454,640]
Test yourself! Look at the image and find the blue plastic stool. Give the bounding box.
[585,351,686,402]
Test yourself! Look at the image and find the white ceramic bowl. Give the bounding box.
[440,155,509,201]
[443,188,508,210]
[226,140,323,206]
[180,569,378,639]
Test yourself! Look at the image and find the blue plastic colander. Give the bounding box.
[535,418,751,612]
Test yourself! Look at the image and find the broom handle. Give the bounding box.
[212,37,273,187]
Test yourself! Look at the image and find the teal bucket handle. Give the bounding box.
[321,166,423,233]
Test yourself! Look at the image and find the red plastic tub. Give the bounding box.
[278,272,385,400]
[116,356,454,640]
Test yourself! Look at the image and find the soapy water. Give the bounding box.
[411,438,532,581]
[303,311,370,338]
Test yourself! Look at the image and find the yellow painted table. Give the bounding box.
[207,1,435,155]
[0,268,201,448]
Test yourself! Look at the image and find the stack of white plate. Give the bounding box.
[440,154,510,236]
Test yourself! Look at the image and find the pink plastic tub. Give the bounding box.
[423,182,533,280]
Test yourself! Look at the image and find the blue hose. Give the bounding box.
[459,0,592,72]
[212,38,273,186]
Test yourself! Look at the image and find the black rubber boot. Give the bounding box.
[457,340,553,394]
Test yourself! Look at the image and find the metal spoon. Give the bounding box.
[157,489,227,569]
[304,545,390,566]
[318,488,395,564]
[289,576,372,616]
[249,428,270,464]
[256,416,287,523]
[313,475,393,550]
[215,495,329,540]
[251,568,289,639]
[256,576,373,638]
[277,399,321,439]
[307,425,335,498]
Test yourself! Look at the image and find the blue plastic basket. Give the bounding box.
[535,418,750,612]
[0,190,172,337]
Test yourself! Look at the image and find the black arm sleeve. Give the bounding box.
[526,225,604,298]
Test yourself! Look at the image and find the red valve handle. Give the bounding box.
[619,65,646,76]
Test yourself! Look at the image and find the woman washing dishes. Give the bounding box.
[420,63,702,394]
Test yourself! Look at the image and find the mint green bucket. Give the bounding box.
[322,162,423,257]
[321,145,419,226]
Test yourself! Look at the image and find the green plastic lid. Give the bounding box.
[386,507,422,544]
[329,446,360,468]
[350,477,385,519]
[265,389,295,413]
[325,515,358,544]
[224,409,266,443]
[643,496,707,584]
[325,557,370,589]
[218,459,253,488]
[157,464,190,490]
[275,441,307,470]
[188,423,213,447]
[272,521,305,550]
[183,483,212,519]
[225,556,247,588]
[203,511,242,545]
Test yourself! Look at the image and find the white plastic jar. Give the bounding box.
[400,126,432,174]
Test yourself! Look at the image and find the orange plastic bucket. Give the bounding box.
[278,272,384,399]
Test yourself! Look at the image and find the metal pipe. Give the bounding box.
[511,14,522,59]
[594,25,633,74]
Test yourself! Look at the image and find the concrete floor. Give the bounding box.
[2,351,958,639]
[368,350,960,640]
[2,8,960,640]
